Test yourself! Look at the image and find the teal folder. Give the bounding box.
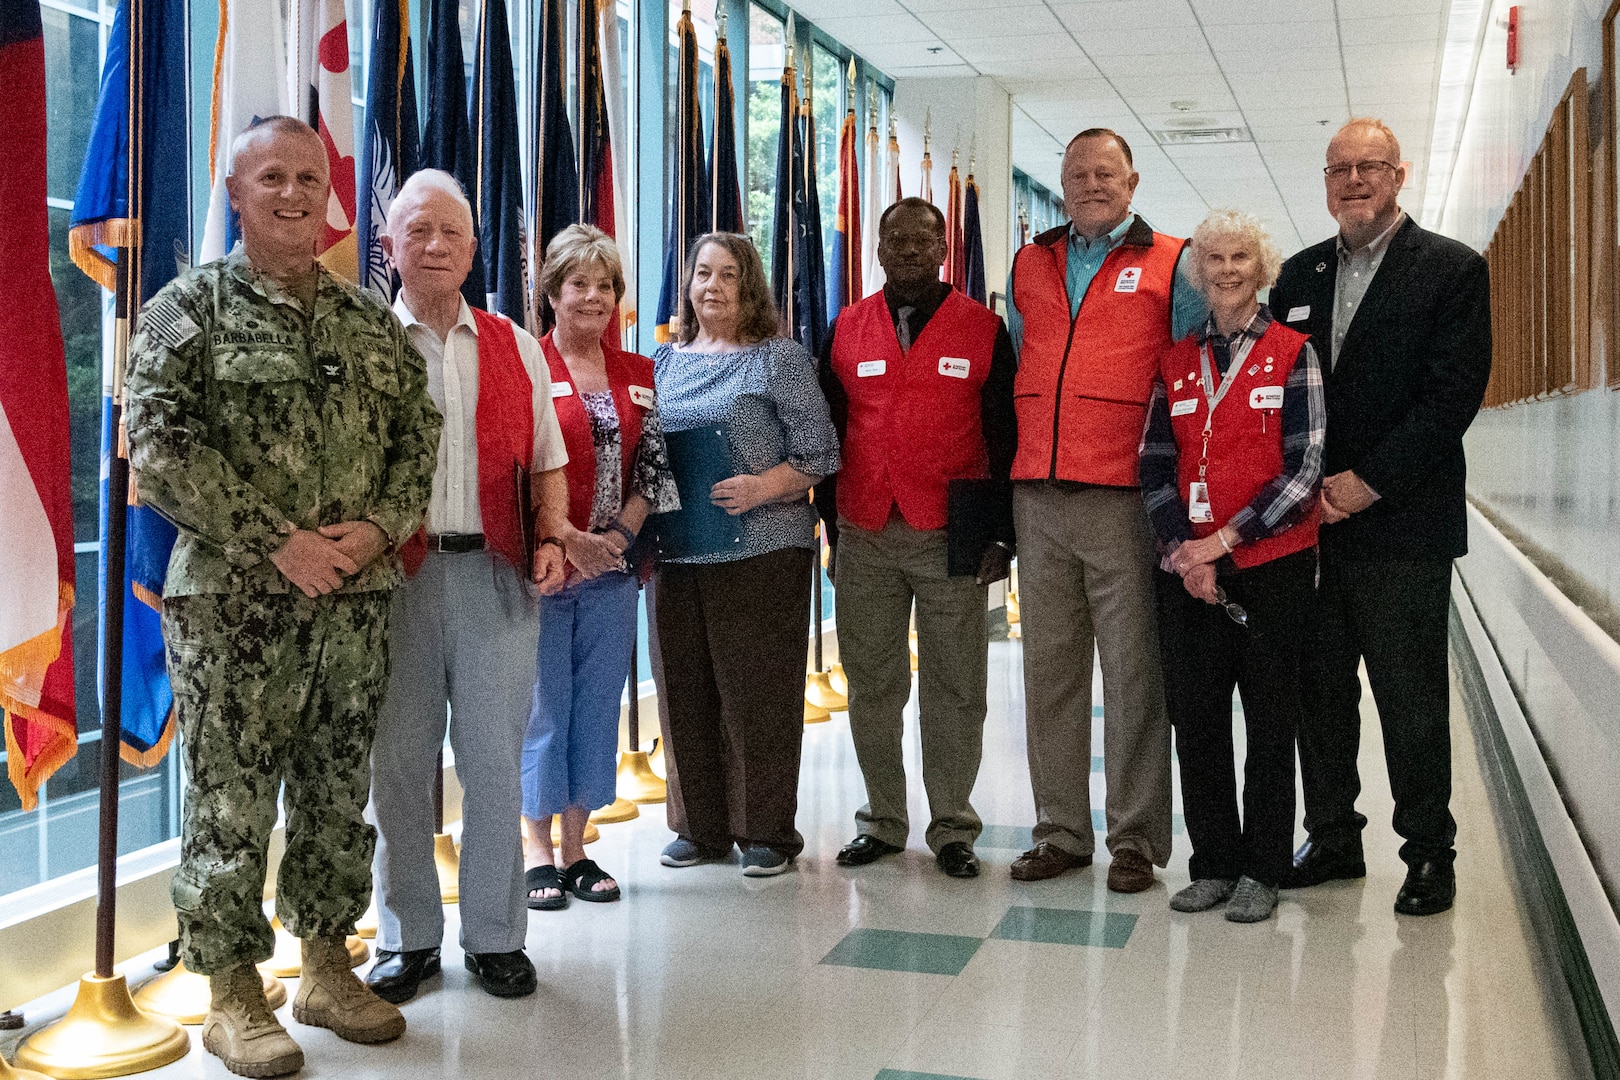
[647,425,744,559]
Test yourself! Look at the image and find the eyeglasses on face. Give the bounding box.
[1323,160,1398,181]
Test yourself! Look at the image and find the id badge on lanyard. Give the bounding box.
[1188,338,1248,524]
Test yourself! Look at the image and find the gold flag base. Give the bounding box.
[616,751,667,804]
[0,1052,55,1080]
[1006,589,1021,626]
[132,961,285,1025]
[805,670,848,712]
[551,817,600,846]
[828,662,848,696]
[649,737,666,776]
[433,833,460,904]
[589,795,639,824]
[909,630,919,672]
[12,974,189,1079]
[260,922,367,978]
[804,697,831,724]
[354,898,378,939]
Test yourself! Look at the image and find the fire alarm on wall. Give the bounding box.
[1506,5,1520,71]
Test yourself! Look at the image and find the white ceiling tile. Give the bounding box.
[1065,25,1210,56]
[856,40,964,69]
[921,5,1067,38]
[1219,46,1342,74]
[1336,0,1443,15]
[1192,0,1333,23]
[953,35,1088,64]
[1336,15,1443,47]
[885,63,980,78]
[1202,20,1338,51]
[809,13,935,45]
[1051,0,1200,33]
[781,0,904,19]
[1108,73,1237,105]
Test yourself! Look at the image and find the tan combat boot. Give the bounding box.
[203,964,305,1077]
[291,935,406,1043]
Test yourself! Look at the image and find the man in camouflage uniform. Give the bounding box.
[125,116,440,1078]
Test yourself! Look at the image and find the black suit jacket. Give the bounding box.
[1269,217,1491,562]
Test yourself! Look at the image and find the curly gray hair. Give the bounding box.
[1185,209,1283,295]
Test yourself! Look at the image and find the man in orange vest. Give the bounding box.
[817,198,1016,879]
[1006,129,1207,892]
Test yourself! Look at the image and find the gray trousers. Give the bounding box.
[835,516,988,853]
[1013,483,1172,865]
[370,550,539,954]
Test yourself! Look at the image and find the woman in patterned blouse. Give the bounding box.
[520,226,679,908]
[649,233,840,878]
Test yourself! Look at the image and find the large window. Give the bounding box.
[810,41,839,253]
[745,3,784,278]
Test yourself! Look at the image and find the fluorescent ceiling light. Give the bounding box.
[1421,0,1490,228]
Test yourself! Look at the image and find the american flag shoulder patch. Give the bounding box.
[142,297,201,350]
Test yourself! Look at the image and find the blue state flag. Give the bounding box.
[653,4,709,342]
[421,0,483,308]
[359,0,420,299]
[963,173,987,305]
[69,0,190,765]
[473,0,529,323]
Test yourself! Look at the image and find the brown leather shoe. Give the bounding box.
[1106,848,1156,893]
[1009,841,1092,881]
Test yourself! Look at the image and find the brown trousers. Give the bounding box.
[651,546,813,857]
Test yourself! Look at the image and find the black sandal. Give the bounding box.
[525,865,568,910]
[562,858,621,903]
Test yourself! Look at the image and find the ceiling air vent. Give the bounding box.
[1151,126,1252,145]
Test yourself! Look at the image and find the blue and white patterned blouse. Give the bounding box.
[652,336,840,565]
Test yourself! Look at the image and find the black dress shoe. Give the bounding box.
[936,842,980,879]
[464,950,537,998]
[364,947,440,1004]
[1394,860,1456,916]
[836,834,903,867]
[1280,835,1367,889]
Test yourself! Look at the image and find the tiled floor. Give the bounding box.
[11,640,1587,1079]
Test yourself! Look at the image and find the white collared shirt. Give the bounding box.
[1331,210,1406,369]
[392,295,569,534]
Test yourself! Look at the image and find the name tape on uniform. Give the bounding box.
[857,359,886,377]
[1286,305,1310,322]
[552,381,574,397]
[1249,385,1285,409]
[1115,267,1142,293]
[938,357,971,379]
[629,385,656,408]
[1170,397,1199,416]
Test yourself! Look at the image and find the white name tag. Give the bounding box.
[1188,481,1213,523]
[1249,385,1285,409]
[1114,267,1142,293]
[1170,397,1199,417]
[629,384,655,408]
[938,356,971,379]
[551,381,573,398]
[857,359,886,377]
[1286,305,1310,322]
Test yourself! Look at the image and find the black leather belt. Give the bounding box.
[427,532,485,554]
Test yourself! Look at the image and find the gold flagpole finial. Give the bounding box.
[952,147,959,168]
[848,56,857,84]
[869,104,878,131]
[784,13,795,71]
[888,115,897,138]
[922,109,932,155]
[718,10,727,39]
[682,0,690,11]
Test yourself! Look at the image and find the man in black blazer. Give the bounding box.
[1268,118,1490,916]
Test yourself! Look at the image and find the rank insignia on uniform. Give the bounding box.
[143,297,201,350]
[322,363,340,378]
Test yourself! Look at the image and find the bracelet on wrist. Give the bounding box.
[607,520,637,547]
[538,536,565,551]
[1217,528,1233,553]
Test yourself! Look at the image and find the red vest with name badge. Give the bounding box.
[1160,321,1318,569]
[541,332,652,538]
[830,289,1002,532]
[402,308,534,576]
[1010,218,1186,486]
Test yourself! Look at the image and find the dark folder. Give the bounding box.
[514,464,535,580]
[946,478,1012,577]
[646,425,744,560]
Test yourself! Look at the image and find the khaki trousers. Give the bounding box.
[1013,483,1172,865]
[835,516,988,853]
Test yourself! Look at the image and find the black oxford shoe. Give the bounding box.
[364,947,441,1004]
[936,842,980,879]
[836,834,904,867]
[1280,835,1367,889]
[464,950,537,998]
[1394,860,1456,916]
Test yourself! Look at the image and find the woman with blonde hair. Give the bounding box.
[1139,209,1324,923]
[649,232,839,877]
[520,224,678,908]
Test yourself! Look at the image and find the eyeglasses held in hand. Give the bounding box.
[1213,587,1249,628]
[1323,160,1397,181]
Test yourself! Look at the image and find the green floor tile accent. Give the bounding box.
[977,824,1035,850]
[821,928,983,976]
[991,905,1137,948]
[1088,809,1185,834]
[876,1071,984,1080]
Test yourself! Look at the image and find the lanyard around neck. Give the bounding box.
[1194,328,1260,480]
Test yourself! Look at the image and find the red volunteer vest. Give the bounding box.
[1160,321,1319,569]
[540,332,653,571]
[1010,218,1186,486]
[830,290,1002,532]
[401,308,534,576]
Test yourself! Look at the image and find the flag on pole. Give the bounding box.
[359,0,419,300]
[289,0,358,281]
[200,0,288,263]
[963,167,986,305]
[533,0,576,283]
[69,0,191,780]
[710,19,743,234]
[421,0,485,308]
[770,40,798,340]
[2,0,75,809]
[653,2,709,343]
[886,114,901,204]
[596,0,636,338]
[861,105,883,296]
[473,0,528,322]
[944,150,964,290]
[575,0,619,345]
[792,68,829,355]
[920,111,934,205]
[827,78,861,320]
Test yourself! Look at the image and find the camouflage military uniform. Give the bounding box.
[125,246,441,975]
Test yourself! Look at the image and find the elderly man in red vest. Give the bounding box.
[1006,129,1207,892]
[817,197,1017,879]
[365,169,571,1005]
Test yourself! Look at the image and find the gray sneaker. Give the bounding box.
[739,845,791,876]
[661,838,729,867]
[1224,876,1279,923]
[1170,877,1237,912]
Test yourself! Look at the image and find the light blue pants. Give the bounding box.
[521,571,639,819]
